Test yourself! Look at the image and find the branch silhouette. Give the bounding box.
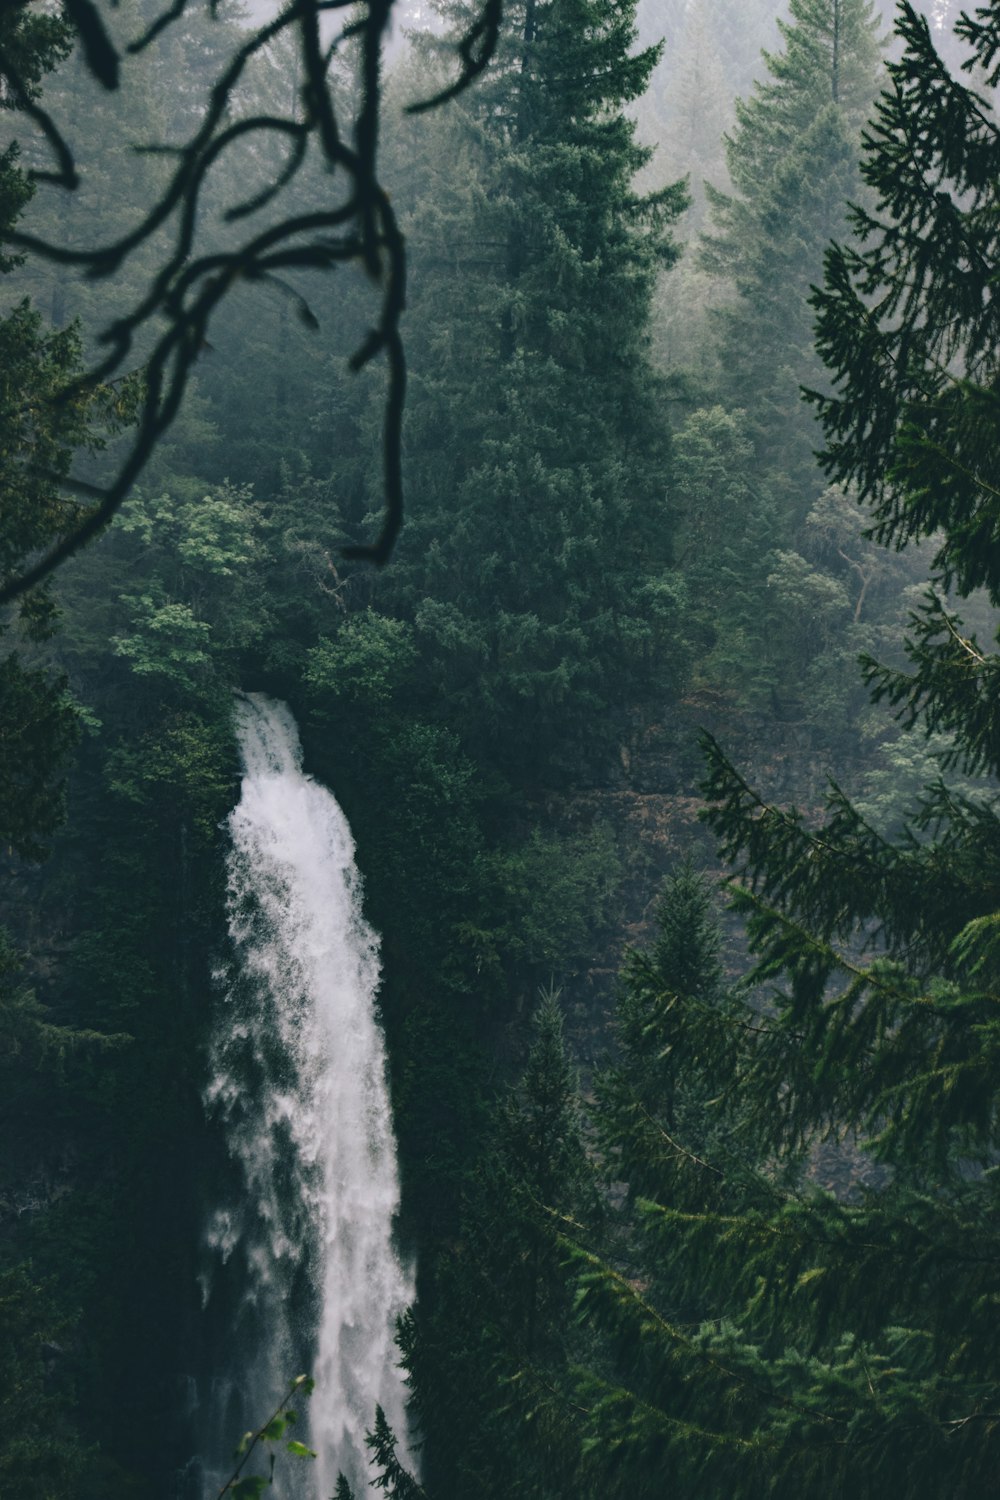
[0,0,502,602]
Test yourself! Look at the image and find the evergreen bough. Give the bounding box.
[563,6,1000,1496]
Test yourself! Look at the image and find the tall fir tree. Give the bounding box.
[403,988,600,1498]
[701,0,884,516]
[0,8,146,1495]
[562,7,1000,1497]
[595,861,733,1207]
[371,0,689,784]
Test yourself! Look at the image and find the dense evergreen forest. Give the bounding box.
[3,0,1000,1494]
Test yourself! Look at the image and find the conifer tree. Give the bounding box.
[701,0,883,513]
[0,11,143,1494]
[595,862,736,1214]
[0,3,132,868]
[375,0,689,782]
[658,5,731,230]
[564,8,1000,1497]
[404,988,599,1498]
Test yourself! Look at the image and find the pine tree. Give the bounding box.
[0,12,141,1494]
[404,988,599,1497]
[660,6,731,228]
[811,2,1000,604]
[701,0,883,514]
[564,8,1000,1496]
[0,4,117,860]
[595,862,735,1210]
[366,1406,427,1498]
[374,0,689,782]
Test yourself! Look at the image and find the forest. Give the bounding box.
[2,0,1000,1495]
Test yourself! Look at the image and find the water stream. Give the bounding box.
[203,693,413,1497]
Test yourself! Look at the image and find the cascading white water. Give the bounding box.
[932,0,953,31]
[204,693,414,1497]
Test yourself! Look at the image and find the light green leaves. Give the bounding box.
[219,1374,317,1497]
[285,1439,317,1458]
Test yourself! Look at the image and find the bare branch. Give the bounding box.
[0,0,504,602]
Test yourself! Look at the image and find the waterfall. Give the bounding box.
[203,693,414,1497]
[932,0,953,31]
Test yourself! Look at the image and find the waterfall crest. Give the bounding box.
[204,693,413,1497]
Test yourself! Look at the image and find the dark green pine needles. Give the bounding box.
[558,6,1000,1497]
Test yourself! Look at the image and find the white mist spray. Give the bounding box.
[204,693,413,1497]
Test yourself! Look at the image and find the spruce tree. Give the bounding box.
[596,862,734,1210]
[701,0,883,513]
[375,0,689,782]
[0,4,126,869]
[0,11,143,1494]
[405,988,599,1498]
[562,8,1000,1497]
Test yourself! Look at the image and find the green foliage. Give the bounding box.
[595,862,741,1222]
[862,589,1000,777]
[854,724,993,837]
[498,987,595,1218]
[566,786,1000,1491]
[403,989,601,1498]
[101,483,266,698]
[0,0,133,879]
[811,2,1000,601]
[366,1406,427,1498]
[675,399,921,740]
[306,613,418,708]
[219,1374,317,1499]
[702,0,883,509]
[480,822,623,979]
[0,468,247,1489]
[4,1,949,1495]
[0,1265,92,1499]
[0,0,142,615]
[0,16,153,1490]
[0,308,88,587]
[0,653,79,859]
[0,4,71,262]
[561,9,1000,1496]
[0,928,127,1076]
[375,0,690,781]
[112,597,213,687]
